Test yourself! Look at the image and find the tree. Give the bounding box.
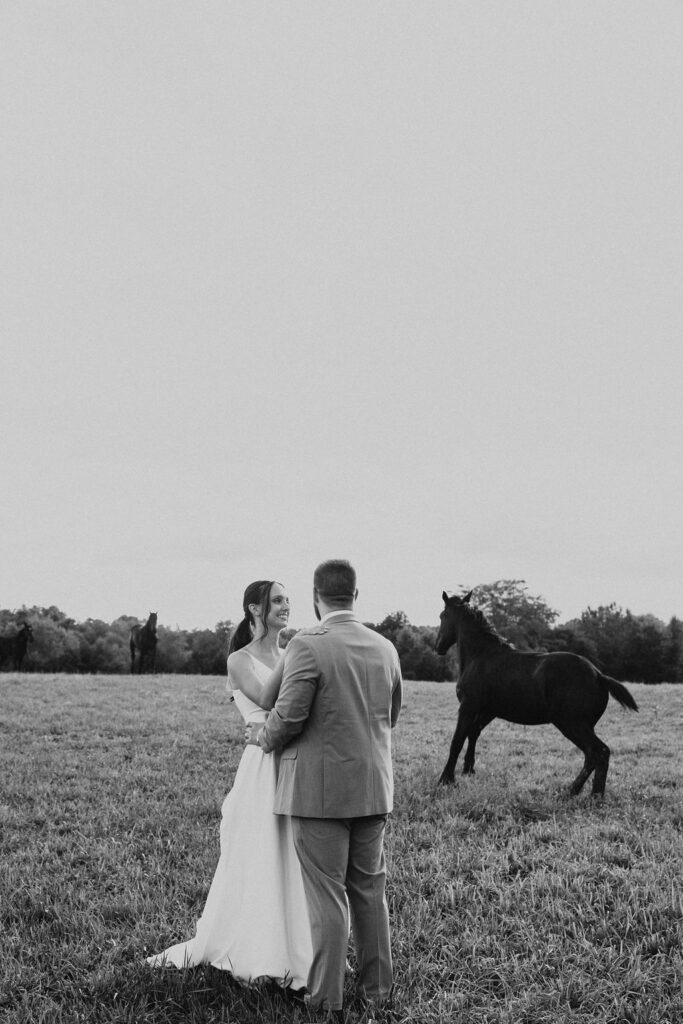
[468,580,559,650]
[562,606,671,682]
[543,623,599,662]
[621,615,666,683]
[155,626,192,673]
[370,611,410,645]
[368,612,455,681]
[663,617,683,682]
[576,604,631,676]
[77,618,125,673]
[22,611,81,672]
[395,624,454,681]
[187,622,233,675]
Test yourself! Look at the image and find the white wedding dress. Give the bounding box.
[147,654,312,989]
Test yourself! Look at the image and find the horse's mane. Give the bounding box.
[464,603,514,650]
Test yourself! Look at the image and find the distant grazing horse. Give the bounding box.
[130,612,158,674]
[0,622,34,671]
[435,591,638,796]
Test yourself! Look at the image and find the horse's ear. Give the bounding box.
[462,590,473,604]
[442,591,450,604]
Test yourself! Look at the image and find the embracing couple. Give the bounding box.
[147,559,403,1020]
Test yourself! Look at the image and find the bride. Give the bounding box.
[146,580,312,989]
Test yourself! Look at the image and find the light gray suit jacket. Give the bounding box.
[259,613,402,818]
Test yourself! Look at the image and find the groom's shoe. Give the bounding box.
[287,989,342,1021]
[354,995,397,1024]
[302,993,344,1022]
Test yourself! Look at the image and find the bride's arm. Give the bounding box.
[226,650,285,711]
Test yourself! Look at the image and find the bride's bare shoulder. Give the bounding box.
[227,648,251,674]
[227,647,248,662]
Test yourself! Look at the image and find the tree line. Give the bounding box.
[1,580,681,682]
[0,607,232,676]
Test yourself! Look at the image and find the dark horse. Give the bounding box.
[130,612,158,674]
[0,622,33,670]
[435,591,638,796]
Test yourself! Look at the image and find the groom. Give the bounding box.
[254,559,402,1017]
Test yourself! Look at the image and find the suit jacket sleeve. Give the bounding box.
[258,635,318,753]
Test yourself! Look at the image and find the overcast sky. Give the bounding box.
[2,2,682,632]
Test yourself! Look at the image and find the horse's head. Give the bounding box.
[148,612,158,633]
[435,590,472,654]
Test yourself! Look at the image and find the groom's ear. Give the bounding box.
[354,588,359,601]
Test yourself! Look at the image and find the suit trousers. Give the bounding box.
[291,814,392,1012]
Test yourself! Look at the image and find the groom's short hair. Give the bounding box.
[314,559,357,607]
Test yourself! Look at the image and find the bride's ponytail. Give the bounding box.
[228,616,252,654]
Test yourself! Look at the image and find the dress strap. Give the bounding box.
[244,649,272,679]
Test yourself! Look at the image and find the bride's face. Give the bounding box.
[263,583,290,633]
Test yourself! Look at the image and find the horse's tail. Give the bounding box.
[602,674,638,712]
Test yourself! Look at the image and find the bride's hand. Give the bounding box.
[244,723,262,746]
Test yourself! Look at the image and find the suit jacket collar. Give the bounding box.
[320,610,359,626]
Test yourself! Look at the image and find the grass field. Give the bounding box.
[1,674,681,1024]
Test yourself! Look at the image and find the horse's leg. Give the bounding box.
[555,721,593,795]
[462,714,493,775]
[569,754,592,796]
[439,707,474,785]
[556,722,610,797]
[589,732,610,796]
